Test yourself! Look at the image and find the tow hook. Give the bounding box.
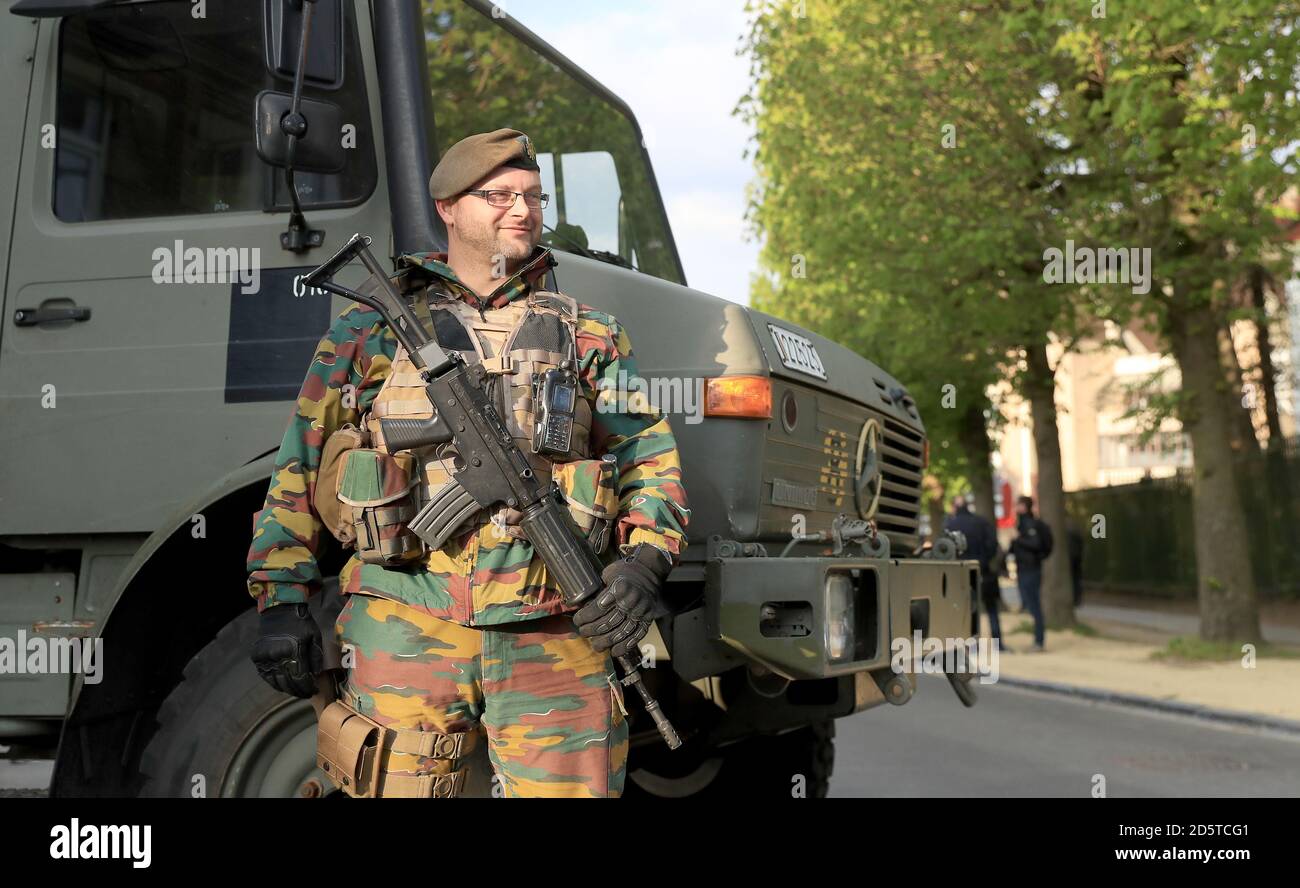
[874,670,913,706]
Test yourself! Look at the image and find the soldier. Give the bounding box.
[246,128,689,798]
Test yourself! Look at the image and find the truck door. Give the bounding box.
[0,0,389,536]
[0,18,39,310]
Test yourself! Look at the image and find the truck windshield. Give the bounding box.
[424,1,684,285]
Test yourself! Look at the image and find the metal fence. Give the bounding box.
[1064,441,1300,600]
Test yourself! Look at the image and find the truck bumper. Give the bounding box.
[701,553,978,682]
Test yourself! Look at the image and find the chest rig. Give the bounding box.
[343,281,594,561]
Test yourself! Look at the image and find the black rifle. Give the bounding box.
[304,233,681,750]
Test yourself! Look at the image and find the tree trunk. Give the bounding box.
[1167,299,1262,642]
[1249,266,1286,449]
[957,399,996,524]
[1217,314,1260,455]
[1249,266,1295,593]
[1023,341,1074,629]
[923,473,946,545]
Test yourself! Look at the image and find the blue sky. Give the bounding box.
[494,1,761,305]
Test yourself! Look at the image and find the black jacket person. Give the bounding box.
[944,496,1002,643]
[1009,496,1052,650]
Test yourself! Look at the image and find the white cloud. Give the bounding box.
[666,189,757,305]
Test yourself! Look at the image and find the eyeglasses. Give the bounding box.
[462,189,550,210]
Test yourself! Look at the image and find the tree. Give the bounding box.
[741,1,1298,642]
[1042,0,1299,640]
[738,0,1084,625]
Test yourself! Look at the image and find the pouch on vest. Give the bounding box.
[551,455,620,555]
[496,299,593,462]
[337,448,424,565]
[315,424,368,545]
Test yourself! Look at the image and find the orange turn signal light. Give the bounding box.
[704,375,772,419]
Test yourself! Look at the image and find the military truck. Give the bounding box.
[0,0,975,798]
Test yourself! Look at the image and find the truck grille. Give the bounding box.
[760,382,923,551]
[877,418,924,540]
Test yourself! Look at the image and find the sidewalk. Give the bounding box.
[985,588,1300,723]
[1079,589,1300,645]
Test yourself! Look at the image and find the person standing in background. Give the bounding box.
[1009,495,1053,652]
[943,495,1006,650]
[1066,518,1084,607]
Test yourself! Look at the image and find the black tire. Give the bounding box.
[139,607,332,798]
[712,720,835,798]
[627,720,835,799]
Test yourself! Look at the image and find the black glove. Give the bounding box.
[573,544,672,658]
[250,603,324,698]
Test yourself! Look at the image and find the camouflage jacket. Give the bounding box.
[246,246,690,626]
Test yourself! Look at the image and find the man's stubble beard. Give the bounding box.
[458,214,538,279]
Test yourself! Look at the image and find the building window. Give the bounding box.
[1098,431,1192,469]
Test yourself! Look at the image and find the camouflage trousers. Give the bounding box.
[335,592,629,798]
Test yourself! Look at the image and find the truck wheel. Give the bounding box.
[139,607,336,798]
[626,747,727,798]
[710,720,836,798]
[627,720,835,798]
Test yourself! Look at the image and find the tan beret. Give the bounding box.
[428,128,540,200]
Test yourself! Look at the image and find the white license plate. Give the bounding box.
[767,324,827,380]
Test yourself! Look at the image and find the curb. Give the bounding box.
[996,676,1300,737]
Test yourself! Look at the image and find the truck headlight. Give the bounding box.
[825,572,855,662]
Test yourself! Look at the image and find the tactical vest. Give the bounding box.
[367,287,593,474]
[317,284,617,566]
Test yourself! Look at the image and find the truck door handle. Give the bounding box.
[14,305,92,326]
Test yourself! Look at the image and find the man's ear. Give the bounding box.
[434,196,456,226]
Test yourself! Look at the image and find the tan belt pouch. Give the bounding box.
[316,699,382,798]
[316,699,479,798]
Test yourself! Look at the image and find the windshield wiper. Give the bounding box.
[542,223,636,271]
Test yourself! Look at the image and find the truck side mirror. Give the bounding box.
[259,0,346,253]
[254,90,346,173]
[258,0,346,172]
[265,0,343,88]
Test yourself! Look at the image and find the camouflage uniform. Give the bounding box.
[338,596,627,798]
[246,245,688,797]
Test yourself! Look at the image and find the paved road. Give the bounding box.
[0,752,52,797]
[6,676,1299,797]
[829,675,1300,797]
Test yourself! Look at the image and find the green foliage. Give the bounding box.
[737,0,1300,472]
[736,0,1085,489]
[1039,0,1300,318]
[1107,364,1188,444]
